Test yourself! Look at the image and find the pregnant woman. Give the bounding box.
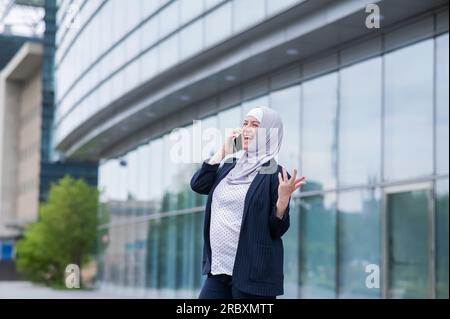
[190,106,306,299]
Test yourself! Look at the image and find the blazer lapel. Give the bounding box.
[241,173,265,225]
[208,161,236,201]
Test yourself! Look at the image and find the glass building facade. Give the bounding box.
[53,0,449,298]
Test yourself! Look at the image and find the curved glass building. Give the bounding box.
[54,0,449,298]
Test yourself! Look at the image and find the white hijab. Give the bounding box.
[225,106,283,185]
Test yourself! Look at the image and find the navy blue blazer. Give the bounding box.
[190,157,291,296]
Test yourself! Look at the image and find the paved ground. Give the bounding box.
[0,281,130,299]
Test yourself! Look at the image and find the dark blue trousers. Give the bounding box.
[198,274,276,299]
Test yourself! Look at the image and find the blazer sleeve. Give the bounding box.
[268,166,291,239]
[190,160,220,195]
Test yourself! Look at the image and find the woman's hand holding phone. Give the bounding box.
[207,128,242,165]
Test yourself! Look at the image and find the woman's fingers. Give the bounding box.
[294,176,307,188]
[280,168,306,189]
[282,167,288,182]
[294,176,306,183]
[290,169,297,183]
[295,180,307,189]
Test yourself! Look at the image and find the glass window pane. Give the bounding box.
[267,0,301,15]
[149,139,163,213]
[146,219,160,291]
[302,73,338,191]
[339,58,382,187]
[135,219,148,290]
[270,85,301,175]
[113,0,127,41]
[281,200,299,298]
[176,125,198,210]
[205,0,223,10]
[142,0,159,19]
[242,95,269,116]
[162,134,178,212]
[436,179,449,298]
[165,216,177,295]
[177,213,195,295]
[158,34,179,72]
[158,1,179,38]
[126,0,142,31]
[218,105,242,133]
[180,0,204,24]
[436,33,449,175]
[140,47,158,82]
[387,188,431,298]
[300,193,336,298]
[141,17,159,51]
[217,105,242,159]
[205,2,232,47]
[233,0,266,33]
[123,58,140,92]
[180,19,204,60]
[338,189,381,298]
[137,144,150,203]
[384,40,434,181]
[199,115,219,161]
[127,148,140,204]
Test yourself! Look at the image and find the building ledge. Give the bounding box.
[1,42,43,81]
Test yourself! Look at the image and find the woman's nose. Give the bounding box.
[242,125,251,134]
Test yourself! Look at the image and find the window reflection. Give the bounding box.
[299,193,336,298]
[436,34,449,175]
[199,115,219,161]
[384,40,434,181]
[338,189,381,298]
[339,58,382,187]
[302,73,338,191]
[149,139,164,213]
[270,85,301,175]
[387,188,431,298]
[436,179,449,299]
[281,201,299,298]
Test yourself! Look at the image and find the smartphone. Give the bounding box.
[234,133,243,152]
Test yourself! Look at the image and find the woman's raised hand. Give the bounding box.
[224,128,242,155]
[275,167,306,219]
[278,168,306,201]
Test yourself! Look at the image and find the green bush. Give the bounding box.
[16,176,99,288]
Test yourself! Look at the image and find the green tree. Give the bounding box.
[16,175,99,288]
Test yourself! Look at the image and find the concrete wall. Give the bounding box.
[16,67,42,224]
[0,42,42,239]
